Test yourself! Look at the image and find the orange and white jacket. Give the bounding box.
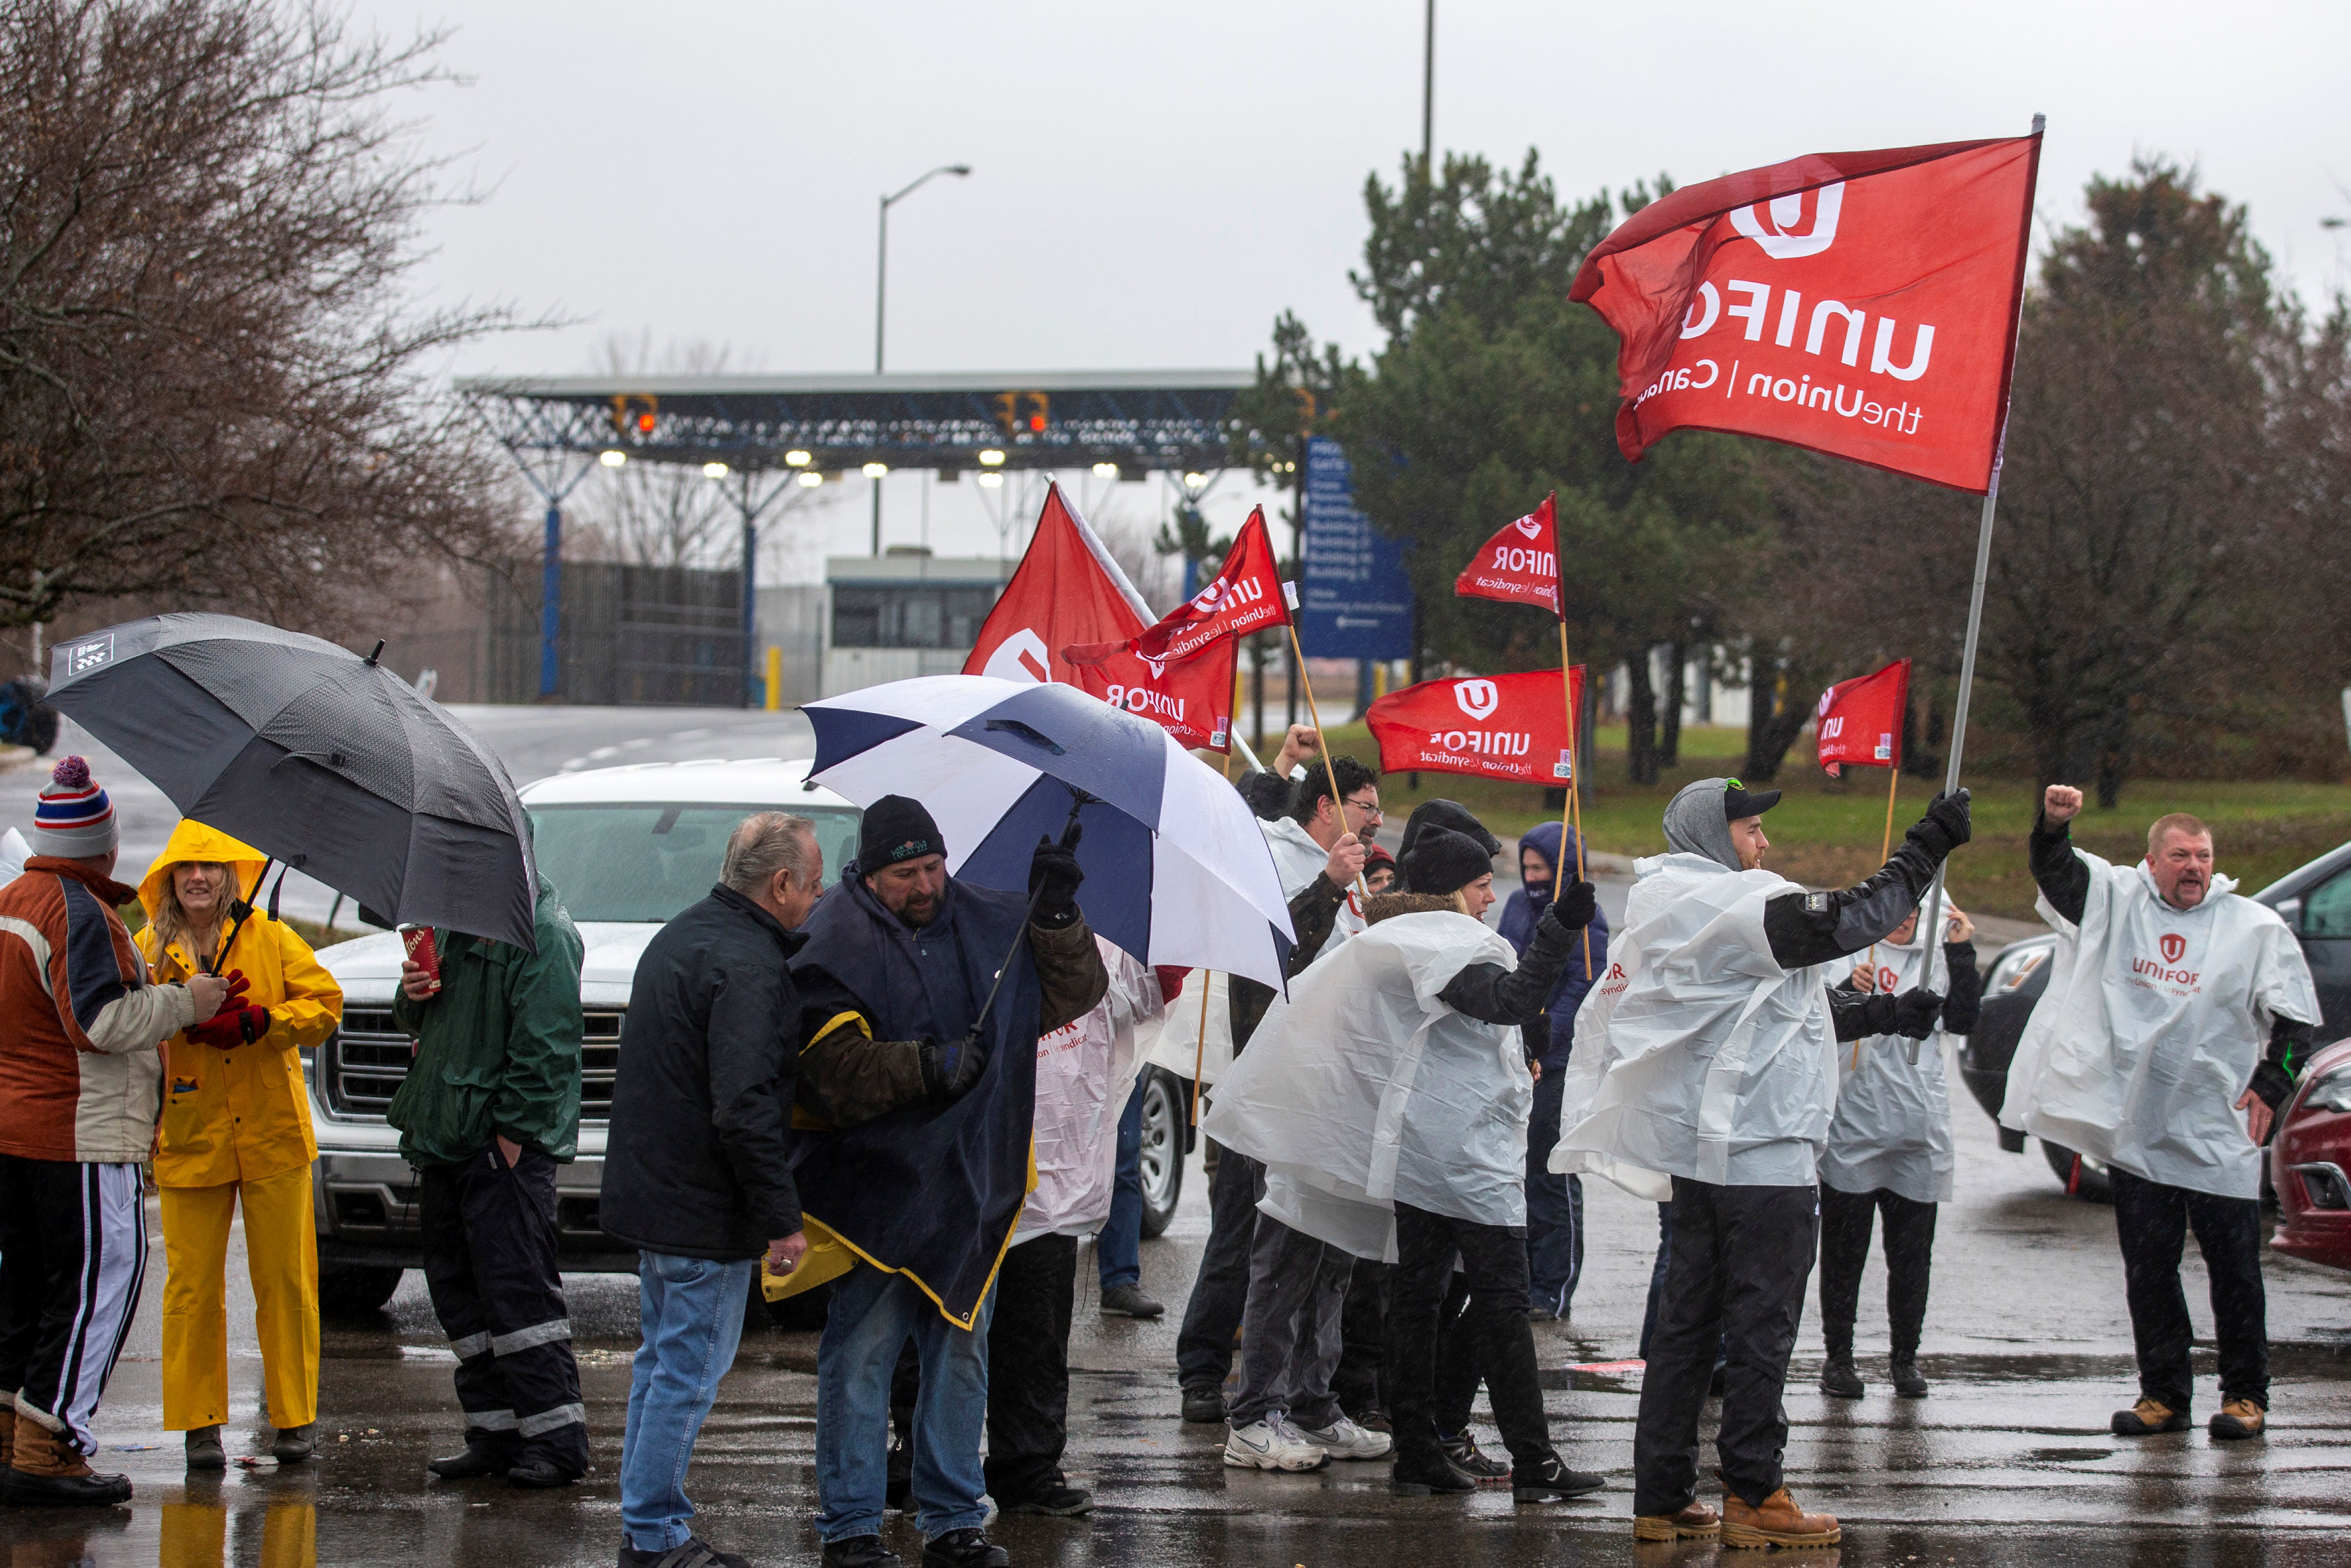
[0,857,196,1164]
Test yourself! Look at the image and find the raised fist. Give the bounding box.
[1905,789,1972,860]
[2043,784,2084,825]
[1325,831,1366,890]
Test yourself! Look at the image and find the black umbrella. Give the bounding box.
[47,613,538,950]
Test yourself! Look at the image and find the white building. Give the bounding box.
[756,549,1012,706]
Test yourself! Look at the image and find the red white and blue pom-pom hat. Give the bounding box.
[32,755,119,857]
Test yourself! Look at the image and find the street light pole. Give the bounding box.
[873,162,971,553]
[1421,0,1435,171]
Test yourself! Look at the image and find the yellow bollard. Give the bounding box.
[764,645,783,711]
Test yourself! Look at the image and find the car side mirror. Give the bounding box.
[2274,896,2303,933]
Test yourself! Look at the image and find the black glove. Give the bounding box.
[1028,826,1085,926]
[1890,988,1945,1039]
[2249,1059,2295,1111]
[1904,788,1973,860]
[1542,879,1599,934]
[919,1031,989,1100]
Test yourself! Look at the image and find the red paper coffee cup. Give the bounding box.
[400,925,442,990]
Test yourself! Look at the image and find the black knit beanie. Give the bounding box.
[1401,825,1493,898]
[859,794,947,869]
[1397,798,1502,860]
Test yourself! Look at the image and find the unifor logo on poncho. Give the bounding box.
[2133,936,2200,988]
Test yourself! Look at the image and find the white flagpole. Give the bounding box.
[1911,482,1995,1060]
[1910,111,2041,1064]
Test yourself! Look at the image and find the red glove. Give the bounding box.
[187,1007,269,1050]
[209,970,252,1019]
[1154,966,1192,1005]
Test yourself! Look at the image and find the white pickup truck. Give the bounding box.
[304,754,1193,1312]
[304,757,864,1311]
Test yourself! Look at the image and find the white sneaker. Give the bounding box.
[1224,1418,1329,1471]
[1296,1415,1393,1460]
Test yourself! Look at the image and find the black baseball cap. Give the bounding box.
[1723,778,1781,820]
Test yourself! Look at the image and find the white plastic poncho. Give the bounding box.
[1199,910,1527,1262]
[1818,928,1957,1204]
[1550,852,1837,1199]
[1015,937,1163,1244]
[1145,813,1362,1089]
[2000,853,2318,1201]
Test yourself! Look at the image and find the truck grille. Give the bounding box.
[323,1007,625,1123]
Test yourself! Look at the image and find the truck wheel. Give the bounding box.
[2041,1141,2117,1204]
[1138,1068,1186,1240]
[319,1264,404,1315]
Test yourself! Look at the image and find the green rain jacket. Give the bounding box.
[388,876,586,1166]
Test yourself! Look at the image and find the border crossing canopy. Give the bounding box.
[456,369,1253,704]
[457,369,1252,474]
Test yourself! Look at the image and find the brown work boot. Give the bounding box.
[1722,1488,1840,1549]
[0,1416,134,1508]
[1632,1501,1721,1540]
[2209,1399,2266,1440]
[2111,1397,2190,1436]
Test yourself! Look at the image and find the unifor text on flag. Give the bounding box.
[1118,508,1289,665]
[967,483,1236,751]
[1572,133,2041,495]
[1814,657,1911,779]
[1456,492,1561,616]
[1366,667,1585,786]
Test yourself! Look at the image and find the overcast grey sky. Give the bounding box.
[361,0,2351,573]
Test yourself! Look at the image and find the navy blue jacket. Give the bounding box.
[1498,821,1609,1070]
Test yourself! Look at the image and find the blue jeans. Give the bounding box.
[1525,1068,1584,1315]
[817,1262,995,1541]
[620,1251,756,1552]
[1098,1078,1146,1290]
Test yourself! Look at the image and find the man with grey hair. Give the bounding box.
[603,811,825,1568]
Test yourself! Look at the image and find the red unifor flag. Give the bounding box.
[1366,667,1586,786]
[967,483,1237,751]
[1455,493,1561,616]
[1571,133,2041,494]
[1815,657,1911,778]
[1101,506,1289,669]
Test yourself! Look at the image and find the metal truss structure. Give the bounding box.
[455,369,1254,703]
[455,369,1253,475]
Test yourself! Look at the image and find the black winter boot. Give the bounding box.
[922,1528,1009,1568]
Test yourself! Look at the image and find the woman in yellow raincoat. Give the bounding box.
[136,822,342,1470]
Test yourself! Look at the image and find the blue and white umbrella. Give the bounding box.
[803,675,1293,990]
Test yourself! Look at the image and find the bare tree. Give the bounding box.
[0,0,535,635]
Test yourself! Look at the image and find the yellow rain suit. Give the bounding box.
[136,822,343,1434]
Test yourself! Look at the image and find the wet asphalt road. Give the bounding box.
[16,1088,2348,1567]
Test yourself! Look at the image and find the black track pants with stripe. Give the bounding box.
[0,1156,148,1456]
[418,1147,589,1474]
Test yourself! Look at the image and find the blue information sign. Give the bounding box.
[1299,436,1414,660]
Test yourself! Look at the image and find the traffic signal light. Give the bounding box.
[993,390,1049,436]
[609,394,658,437]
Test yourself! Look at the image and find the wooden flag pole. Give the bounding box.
[1556,621,1593,980]
[1857,762,1903,1070]
[1189,973,1211,1126]
[1285,621,1372,900]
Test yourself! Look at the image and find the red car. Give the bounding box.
[2272,1035,2351,1271]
